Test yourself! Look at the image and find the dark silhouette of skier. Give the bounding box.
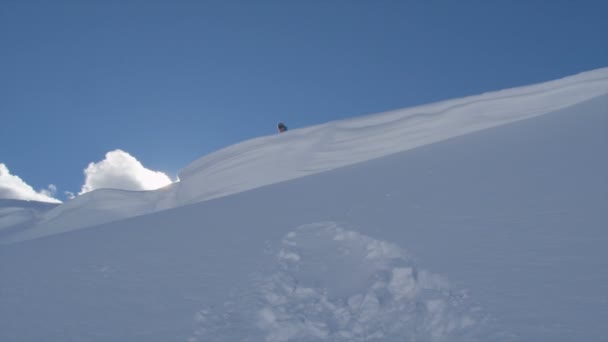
[277,122,288,133]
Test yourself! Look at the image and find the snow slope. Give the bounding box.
[0,199,58,234]
[0,70,607,341]
[2,68,607,243]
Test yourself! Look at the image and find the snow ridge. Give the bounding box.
[175,68,608,206]
[0,199,58,234]
[2,68,608,243]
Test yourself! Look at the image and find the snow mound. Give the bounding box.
[190,222,484,342]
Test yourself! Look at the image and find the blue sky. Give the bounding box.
[1,1,607,200]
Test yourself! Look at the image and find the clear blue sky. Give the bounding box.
[2,1,607,199]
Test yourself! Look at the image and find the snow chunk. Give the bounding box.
[190,222,483,341]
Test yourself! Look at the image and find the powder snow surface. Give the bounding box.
[1,69,607,341]
[190,222,484,342]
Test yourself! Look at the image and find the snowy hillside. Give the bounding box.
[0,199,58,234]
[2,68,608,244]
[1,69,607,341]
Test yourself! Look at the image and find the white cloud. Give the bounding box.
[41,184,58,198]
[0,163,62,203]
[80,150,173,194]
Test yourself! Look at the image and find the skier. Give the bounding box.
[277,122,288,133]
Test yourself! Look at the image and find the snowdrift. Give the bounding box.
[2,68,608,244]
[176,67,608,204]
[0,199,58,234]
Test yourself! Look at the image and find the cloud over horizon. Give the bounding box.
[0,163,62,203]
[80,150,174,194]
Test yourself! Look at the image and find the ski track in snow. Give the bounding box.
[189,222,491,342]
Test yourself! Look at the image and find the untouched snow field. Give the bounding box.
[1,69,607,341]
